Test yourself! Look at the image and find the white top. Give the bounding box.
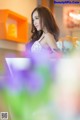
[31,40,61,62]
[31,34,46,53]
[31,41,43,53]
[31,40,61,53]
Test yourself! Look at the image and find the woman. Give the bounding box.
[24,6,61,119]
[27,6,60,55]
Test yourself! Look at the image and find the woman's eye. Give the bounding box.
[35,17,39,19]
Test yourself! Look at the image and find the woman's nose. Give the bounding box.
[34,21,37,26]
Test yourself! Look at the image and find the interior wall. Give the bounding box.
[0,0,37,23]
[0,0,37,51]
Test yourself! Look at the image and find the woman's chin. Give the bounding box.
[36,28,41,31]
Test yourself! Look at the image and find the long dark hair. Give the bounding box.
[31,6,59,43]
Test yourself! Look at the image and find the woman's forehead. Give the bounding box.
[32,11,39,18]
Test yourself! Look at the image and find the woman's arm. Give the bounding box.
[45,33,62,59]
[45,33,58,51]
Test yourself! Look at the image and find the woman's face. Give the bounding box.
[32,10,41,31]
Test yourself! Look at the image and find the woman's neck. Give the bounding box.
[43,27,48,33]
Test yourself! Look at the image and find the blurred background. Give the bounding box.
[0,0,80,66]
[0,0,80,119]
[0,0,80,68]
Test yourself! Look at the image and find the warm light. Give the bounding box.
[69,12,80,20]
[8,24,17,37]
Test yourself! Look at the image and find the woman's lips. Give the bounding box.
[35,25,38,28]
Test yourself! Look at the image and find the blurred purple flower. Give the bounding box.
[5,58,44,95]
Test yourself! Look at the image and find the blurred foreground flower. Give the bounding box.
[0,48,62,120]
[3,51,58,120]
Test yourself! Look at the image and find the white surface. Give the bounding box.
[6,58,31,70]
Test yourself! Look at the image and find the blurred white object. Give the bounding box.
[55,53,80,120]
[6,58,31,70]
[57,40,73,52]
[57,41,63,51]
[76,40,80,49]
[63,40,73,50]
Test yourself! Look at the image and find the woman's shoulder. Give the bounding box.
[44,33,55,41]
[45,33,54,37]
[44,33,56,45]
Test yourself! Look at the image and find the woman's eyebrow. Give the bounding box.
[35,15,39,17]
[33,15,39,19]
